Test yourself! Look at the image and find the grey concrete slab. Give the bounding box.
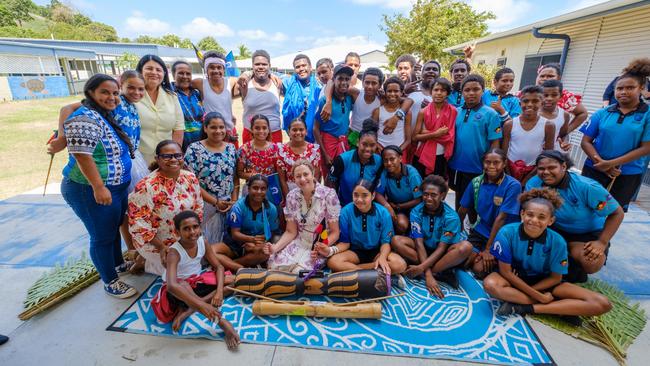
[0,274,276,366]
[0,265,48,334]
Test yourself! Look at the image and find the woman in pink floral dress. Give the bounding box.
[264,160,340,273]
[128,140,203,275]
[277,117,321,196]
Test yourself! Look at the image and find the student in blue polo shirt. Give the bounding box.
[376,145,423,234]
[459,148,521,278]
[326,179,407,275]
[214,175,281,272]
[314,64,354,174]
[448,59,470,107]
[526,150,625,283]
[484,188,612,317]
[448,74,503,210]
[482,67,522,124]
[391,175,473,297]
[328,120,383,205]
[580,58,650,211]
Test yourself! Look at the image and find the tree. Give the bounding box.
[381,0,494,67]
[236,44,251,60]
[116,52,139,70]
[134,35,159,44]
[4,0,35,26]
[197,36,225,54]
[160,33,182,47]
[0,3,14,27]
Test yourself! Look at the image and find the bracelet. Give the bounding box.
[395,109,406,120]
[327,246,339,258]
[499,111,509,118]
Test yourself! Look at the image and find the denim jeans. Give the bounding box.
[61,178,129,284]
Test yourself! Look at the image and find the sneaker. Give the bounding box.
[116,261,134,274]
[436,269,459,289]
[497,302,533,316]
[104,278,137,299]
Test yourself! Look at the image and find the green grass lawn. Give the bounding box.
[0,95,80,199]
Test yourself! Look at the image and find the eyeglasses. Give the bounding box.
[158,153,183,161]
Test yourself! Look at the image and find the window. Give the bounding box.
[519,53,561,89]
[497,57,507,67]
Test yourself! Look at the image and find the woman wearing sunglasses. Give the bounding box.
[128,140,203,275]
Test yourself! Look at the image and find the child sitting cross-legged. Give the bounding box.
[483,188,612,318]
[151,210,240,350]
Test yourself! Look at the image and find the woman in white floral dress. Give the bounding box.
[265,160,340,273]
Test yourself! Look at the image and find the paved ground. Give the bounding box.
[0,185,649,366]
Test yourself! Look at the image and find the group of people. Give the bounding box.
[49,48,650,345]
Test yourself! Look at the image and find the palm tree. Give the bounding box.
[237,44,252,60]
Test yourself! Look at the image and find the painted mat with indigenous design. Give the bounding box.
[108,270,553,366]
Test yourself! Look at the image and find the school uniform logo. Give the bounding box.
[493,240,503,255]
[230,212,238,223]
[493,196,503,206]
[561,259,568,267]
[412,222,422,235]
[443,231,454,237]
[474,113,482,120]
[596,201,607,211]
[495,126,502,133]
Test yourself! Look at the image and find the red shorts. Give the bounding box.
[151,271,218,323]
[242,129,283,144]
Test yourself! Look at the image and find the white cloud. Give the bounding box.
[349,0,413,9]
[312,35,383,49]
[466,0,534,31]
[123,11,171,37]
[181,17,234,40]
[238,30,288,42]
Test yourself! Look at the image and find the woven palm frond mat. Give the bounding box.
[532,279,646,365]
[19,253,100,320]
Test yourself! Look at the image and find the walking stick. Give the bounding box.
[43,130,58,196]
[606,166,621,192]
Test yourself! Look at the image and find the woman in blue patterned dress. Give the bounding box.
[60,74,138,298]
[184,112,238,243]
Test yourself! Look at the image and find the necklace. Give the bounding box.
[299,191,315,224]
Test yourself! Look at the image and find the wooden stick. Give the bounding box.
[336,292,406,307]
[607,176,617,192]
[225,286,303,304]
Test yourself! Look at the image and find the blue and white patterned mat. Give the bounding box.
[108,270,553,365]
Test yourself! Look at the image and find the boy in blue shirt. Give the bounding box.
[580,58,650,211]
[484,188,611,318]
[392,175,473,297]
[376,146,422,234]
[448,59,470,107]
[526,150,625,282]
[214,175,281,272]
[448,74,503,210]
[326,179,407,275]
[482,67,522,124]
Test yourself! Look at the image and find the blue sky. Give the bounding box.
[34,0,608,55]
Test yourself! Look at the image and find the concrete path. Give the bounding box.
[0,185,648,365]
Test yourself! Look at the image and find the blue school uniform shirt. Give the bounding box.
[377,164,422,204]
[339,202,394,251]
[526,172,620,234]
[491,223,569,277]
[448,103,503,174]
[460,174,521,238]
[227,197,280,238]
[316,95,353,137]
[481,90,522,120]
[410,202,462,250]
[580,103,650,175]
[112,95,141,150]
[328,149,383,205]
[448,89,464,107]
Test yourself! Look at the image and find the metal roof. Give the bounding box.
[0,38,196,59]
[444,0,650,52]
[0,40,96,59]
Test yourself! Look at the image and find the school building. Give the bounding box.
[0,38,199,102]
[445,0,650,177]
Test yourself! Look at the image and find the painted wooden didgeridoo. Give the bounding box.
[252,300,383,319]
[233,268,401,299]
